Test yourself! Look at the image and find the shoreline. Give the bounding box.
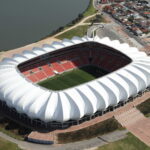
[0,0,96,61]
[0,0,94,53]
[43,0,94,39]
[0,37,60,61]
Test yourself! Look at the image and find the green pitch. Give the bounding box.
[38,65,108,90]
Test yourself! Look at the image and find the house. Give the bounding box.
[142,12,150,19]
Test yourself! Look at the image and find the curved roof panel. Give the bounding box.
[0,36,150,122]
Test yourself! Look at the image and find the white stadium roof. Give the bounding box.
[0,36,150,123]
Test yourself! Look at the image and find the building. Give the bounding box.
[0,36,150,130]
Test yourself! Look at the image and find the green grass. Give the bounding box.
[0,127,24,141]
[83,0,96,17]
[38,66,97,90]
[56,0,96,40]
[38,65,108,90]
[145,113,150,117]
[0,117,31,141]
[85,15,106,23]
[45,0,96,39]
[0,137,22,150]
[58,118,122,144]
[56,25,89,40]
[137,98,150,117]
[96,133,150,150]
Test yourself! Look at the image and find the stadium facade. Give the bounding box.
[0,36,150,130]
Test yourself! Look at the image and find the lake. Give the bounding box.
[0,0,90,51]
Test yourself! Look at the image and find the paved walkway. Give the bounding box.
[0,13,97,61]
[93,0,150,51]
[95,14,144,50]
[115,108,150,147]
[0,38,60,61]
[28,91,150,145]
[52,14,97,38]
[0,130,127,150]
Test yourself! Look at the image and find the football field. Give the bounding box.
[38,66,107,90]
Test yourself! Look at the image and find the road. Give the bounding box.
[93,0,147,49]
[104,12,147,46]
[0,130,128,150]
[52,14,97,38]
[92,13,144,49]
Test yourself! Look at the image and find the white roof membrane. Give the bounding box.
[0,36,150,122]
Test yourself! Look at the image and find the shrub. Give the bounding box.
[137,98,150,115]
[58,118,122,143]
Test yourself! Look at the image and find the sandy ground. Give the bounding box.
[0,13,97,61]
[0,37,60,61]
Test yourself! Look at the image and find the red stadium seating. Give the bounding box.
[22,71,29,76]
[31,68,39,72]
[71,58,83,67]
[92,56,101,65]
[51,62,64,73]
[62,61,75,70]
[34,71,47,81]
[27,74,38,82]
[80,56,89,65]
[42,65,54,77]
[18,45,129,83]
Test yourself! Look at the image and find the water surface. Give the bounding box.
[0,0,89,50]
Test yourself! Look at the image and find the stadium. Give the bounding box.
[0,36,150,131]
